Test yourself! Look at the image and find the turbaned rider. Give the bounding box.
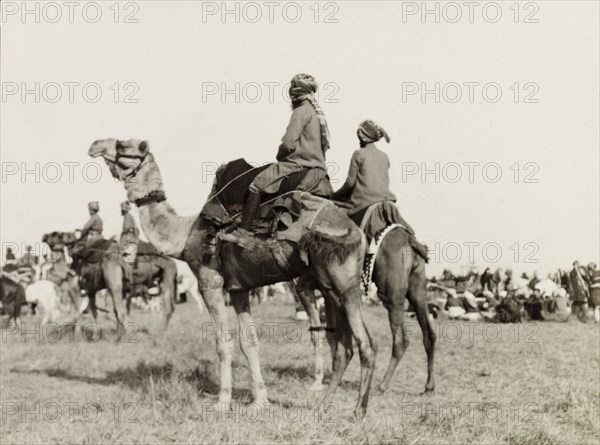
[229,73,330,238]
[333,120,416,244]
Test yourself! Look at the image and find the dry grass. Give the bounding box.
[1,300,599,445]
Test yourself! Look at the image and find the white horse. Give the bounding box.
[175,260,204,313]
[25,280,62,324]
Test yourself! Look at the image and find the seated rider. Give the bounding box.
[80,201,103,243]
[333,120,415,243]
[71,201,103,271]
[120,200,139,286]
[228,73,331,238]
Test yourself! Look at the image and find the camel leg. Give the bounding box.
[188,285,204,314]
[230,290,269,405]
[102,263,127,342]
[376,251,411,393]
[320,304,353,405]
[159,263,176,333]
[197,267,234,408]
[407,262,436,393]
[377,297,409,393]
[341,289,377,418]
[295,277,325,391]
[317,258,376,418]
[88,291,98,321]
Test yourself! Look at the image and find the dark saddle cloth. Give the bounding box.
[200,158,334,231]
[73,238,115,264]
[354,201,429,263]
[136,240,162,257]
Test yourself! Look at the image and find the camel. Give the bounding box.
[42,231,177,338]
[89,138,377,417]
[296,226,436,394]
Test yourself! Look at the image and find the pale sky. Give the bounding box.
[1,1,599,276]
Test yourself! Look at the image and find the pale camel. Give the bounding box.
[89,138,377,417]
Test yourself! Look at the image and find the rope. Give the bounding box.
[228,190,312,220]
[206,166,264,203]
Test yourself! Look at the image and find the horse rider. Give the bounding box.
[80,201,103,242]
[227,73,330,239]
[587,262,600,323]
[332,120,415,244]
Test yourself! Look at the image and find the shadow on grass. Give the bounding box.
[12,360,255,401]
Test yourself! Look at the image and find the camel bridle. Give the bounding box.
[102,147,167,207]
[103,149,149,181]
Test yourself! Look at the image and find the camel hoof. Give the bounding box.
[309,381,325,392]
[377,383,389,394]
[352,408,366,421]
[422,386,435,395]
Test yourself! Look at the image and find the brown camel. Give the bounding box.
[89,138,377,417]
[42,231,177,338]
[296,226,435,394]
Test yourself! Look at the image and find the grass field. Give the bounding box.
[1,299,599,445]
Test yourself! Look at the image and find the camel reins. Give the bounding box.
[103,151,149,181]
[103,150,167,207]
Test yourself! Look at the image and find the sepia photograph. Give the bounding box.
[1,1,599,444]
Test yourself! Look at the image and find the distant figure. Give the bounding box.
[524,288,544,321]
[81,201,103,242]
[19,245,37,267]
[504,269,513,291]
[528,271,540,291]
[480,268,493,292]
[5,247,16,264]
[444,289,465,319]
[492,268,506,295]
[569,261,590,322]
[587,262,600,323]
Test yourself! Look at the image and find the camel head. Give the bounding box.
[89,138,164,202]
[42,231,77,250]
[88,138,151,180]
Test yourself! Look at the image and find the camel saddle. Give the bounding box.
[72,238,115,264]
[200,158,334,235]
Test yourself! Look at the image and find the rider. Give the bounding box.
[80,201,103,242]
[230,73,330,238]
[120,201,139,245]
[120,201,139,286]
[333,120,415,243]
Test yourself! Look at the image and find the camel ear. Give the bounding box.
[139,140,149,153]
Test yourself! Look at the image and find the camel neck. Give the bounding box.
[137,200,197,258]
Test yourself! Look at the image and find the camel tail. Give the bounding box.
[409,238,429,263]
